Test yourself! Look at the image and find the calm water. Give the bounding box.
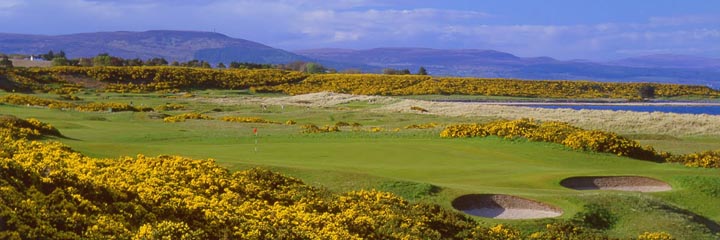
[518,105,720,115]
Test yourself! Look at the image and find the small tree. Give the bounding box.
[304,62,326,73]
[638,85,656,99]
[51,57,69,66]
[41,50,55,60]
[145,57,168,66]
[417,66,428,75]
[93,53,112,66]
[216,62,226,69]
[0,56,12,68]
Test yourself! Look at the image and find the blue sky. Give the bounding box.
[1,0,719,60]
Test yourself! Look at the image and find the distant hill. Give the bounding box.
[606,54,720,69]
[296,48,720,87]
[295,48,556,67]
[0,30,309,64]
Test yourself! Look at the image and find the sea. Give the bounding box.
[515,104,720,115]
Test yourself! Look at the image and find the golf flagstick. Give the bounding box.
[253,128,258,153]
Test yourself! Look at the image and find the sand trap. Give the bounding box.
[560,176,671,192]
[451,194,563,219]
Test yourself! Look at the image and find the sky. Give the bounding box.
[1,0,719,60]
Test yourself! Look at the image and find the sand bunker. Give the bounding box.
[451,194,563,219]
[560,176,671,192]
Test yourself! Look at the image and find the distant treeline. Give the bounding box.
[2,50,429,75]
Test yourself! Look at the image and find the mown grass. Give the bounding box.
[636,135,720,154]
[3,90,720,239]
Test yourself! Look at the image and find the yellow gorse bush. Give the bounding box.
[254,73,720,99]
[0,115,62,139]
[163,113,214,123]
[668,150,720,168]
[637,231,674,240]
[220,116,280,124]
[561,130,658,160]
[76,102,149,112]
[439,119,720,166]
[526,121,583,143]
[405,122,439,129]
[301,124,340,133]
[253,74,430,96]
[0,94,76,109]
[440,123,488,138]
[21,66,306,93]
[0,94,150,112]
[154,103,185,111]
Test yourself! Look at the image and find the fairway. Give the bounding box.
[3,91,720,238]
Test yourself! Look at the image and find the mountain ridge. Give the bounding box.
[0,30,307,63]
[296,47,720,87]
[607,54,720,69]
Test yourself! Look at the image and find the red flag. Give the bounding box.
[253,128,258,135]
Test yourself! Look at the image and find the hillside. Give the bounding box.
[296,48,720,87]
[0,30,308,64]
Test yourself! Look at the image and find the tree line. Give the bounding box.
[3,50,431,75]
[22,50,340,74]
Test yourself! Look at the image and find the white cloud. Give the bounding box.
[278,8,491,46]
[0,0,23,16]
[0,0,22,8]
[332,31,361,41]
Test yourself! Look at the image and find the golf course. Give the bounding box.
[2,67,720,239]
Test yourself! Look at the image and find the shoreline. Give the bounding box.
[486,102,720,106]
[430,100,720,107]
